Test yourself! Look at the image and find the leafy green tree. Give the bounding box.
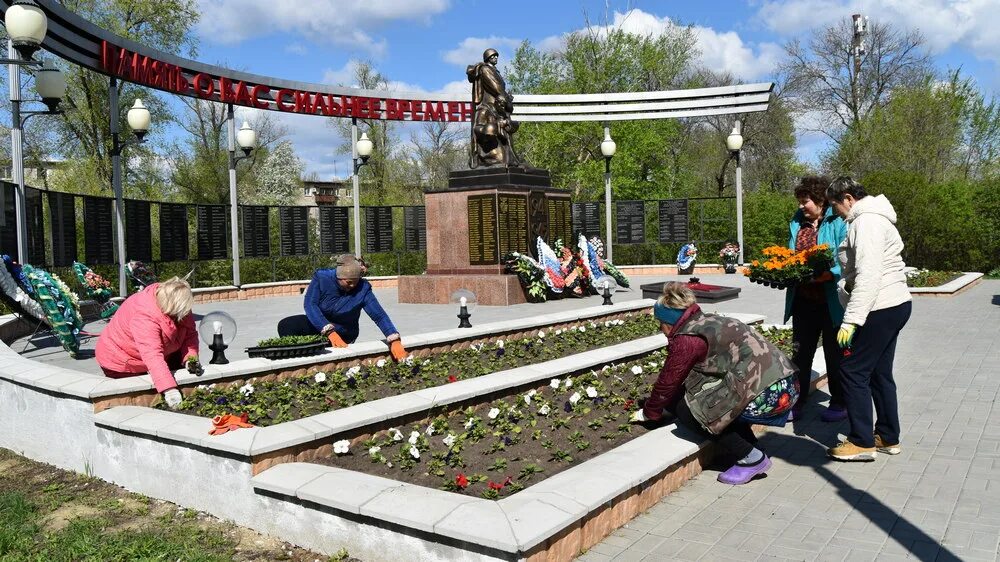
[52,0,200,197]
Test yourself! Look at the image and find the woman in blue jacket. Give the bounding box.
[279,256,407,360]
[784,176,848,422]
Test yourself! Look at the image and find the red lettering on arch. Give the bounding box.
[275,89,295,111]
[251,85,271,109]
[235,81,253,106]
[219,77,236,103]
[192,73,215,98]
[311,92,329,115]
[426,101,444,121]
[294,91,313,114]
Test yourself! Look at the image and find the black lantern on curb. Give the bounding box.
[199,311,237,365]
[599,277,618,306]
[451,289,477,328]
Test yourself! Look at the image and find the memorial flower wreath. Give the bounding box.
[502,235,629,302]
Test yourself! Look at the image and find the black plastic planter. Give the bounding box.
[246,340,329,360]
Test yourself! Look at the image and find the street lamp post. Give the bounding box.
[3,0,62,261]
[350,117,373,258]
[109,84,150,297]
[226,104,255,287]
[726,120,745,265]
[600,126,616,263]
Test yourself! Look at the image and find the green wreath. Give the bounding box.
[22,265,82,357]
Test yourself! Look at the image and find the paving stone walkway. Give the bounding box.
[580,280,1000,561]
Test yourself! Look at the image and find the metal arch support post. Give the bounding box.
[109,76,128,298]
[351,117,362,258]
[603,126,613,263]
[227,104,241,287]
[733,119,745,265]
[8,39,27,261]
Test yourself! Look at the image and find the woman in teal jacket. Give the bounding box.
[783,176,848,422]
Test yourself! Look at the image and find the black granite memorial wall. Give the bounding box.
[159,203,189,262]
[658,199,689,244]
[83,196,114,265]
[615,201,645,244]
[125,199,152,262]
[403,206,426,252]
[242,206,270,258]
[279,206,309,256]
[48,192,77,266]
[197,205,229,260]
[364,206,394,253]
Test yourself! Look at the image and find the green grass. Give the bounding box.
[0,491,236,561]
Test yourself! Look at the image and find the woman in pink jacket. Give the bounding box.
[96,277,202,409]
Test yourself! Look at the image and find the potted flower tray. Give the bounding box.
[246,335,328,360]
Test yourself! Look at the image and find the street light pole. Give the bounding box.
[727,120,745,265]
[109,77,128,297]
[227,104,240,287]
[351,117,361,258]
[8,39,27,260]
[226,107,256,288]
[600,126,617,263]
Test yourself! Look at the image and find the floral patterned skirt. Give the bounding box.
[739,374,800,427]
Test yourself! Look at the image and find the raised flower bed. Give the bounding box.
[166,315,662,425]
[246,335,328,360]
[905,269,963,288]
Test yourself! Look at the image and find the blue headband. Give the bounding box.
[653,302,685,325]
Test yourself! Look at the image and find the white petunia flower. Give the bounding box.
[464,418,475,429]
[239,383,254,396]
[488,407,500,420]
[390,428,403,442]
[523,394,532,405]
[537,330,546,338]
[569,392,582,405]
[409,431,420,445]
[376,359,387,368]
[368,446,381,456]
[555,329,563,335]
[564,378,573,389]
[579,326,586,332]
[539,404,551,416]
[442,434,456,448]
[333,440,350,455]
[425,425,435,436]
[314,372,327,383]
[496,339,505,348]
[631,365,644,375]
[601,365,610,372]
[586,386,598,398]
[590,323,597,329]
[409,445,420,459]
[403,355,415,365]
[197,384,207,390]
[527,389,537,397]
[550,378,561,389]
[207,384,215,390]
[347,365,362,377]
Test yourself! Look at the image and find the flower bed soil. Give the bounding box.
[906,270,963,288]
[313,326,794,500]
[163,315,662,426]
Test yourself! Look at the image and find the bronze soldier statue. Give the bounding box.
[466,48,522,168]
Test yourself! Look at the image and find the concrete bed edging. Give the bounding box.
[908,272,983,296]
[0,299,658,405]
[0,319,820,561]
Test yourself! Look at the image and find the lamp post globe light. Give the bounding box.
[5,0,47,60]
[3,1,62,262]
[600,126,616,263]
[226,104,256,288]
[109,85,151,297]
[726,120,745,265]
[351,118,374,258]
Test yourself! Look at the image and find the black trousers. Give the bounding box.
[792,295,844,408]
[841,301,911,448]
[674,399,758,461]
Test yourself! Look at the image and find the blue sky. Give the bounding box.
[176,0,1000,179]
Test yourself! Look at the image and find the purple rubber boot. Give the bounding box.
[717,455,772,485]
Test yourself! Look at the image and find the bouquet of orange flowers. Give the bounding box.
[741,244,834,289]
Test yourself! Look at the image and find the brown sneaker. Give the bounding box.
[874,435,901,455]
[828,440,877,461]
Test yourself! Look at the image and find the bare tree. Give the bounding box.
[780,16,931,144]
[406,121,466,190]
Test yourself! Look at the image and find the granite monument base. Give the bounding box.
[397,274,528,306]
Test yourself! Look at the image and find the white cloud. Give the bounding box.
[534,9,781,81]
[442,36,522,66]
[755,0,1000,64]
[195,0,449,54]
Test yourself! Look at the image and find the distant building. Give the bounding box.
[299,179,352,206]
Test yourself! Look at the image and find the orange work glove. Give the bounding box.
[208,413,254,436]
[328,331,348,348]
[390,340,408,362]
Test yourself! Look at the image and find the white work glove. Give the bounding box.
[163,388,183,410]
[629,410,648,423]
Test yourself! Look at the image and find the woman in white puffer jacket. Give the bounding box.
[825,177,912,462]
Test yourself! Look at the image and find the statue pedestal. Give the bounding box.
[398,168,570,305]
